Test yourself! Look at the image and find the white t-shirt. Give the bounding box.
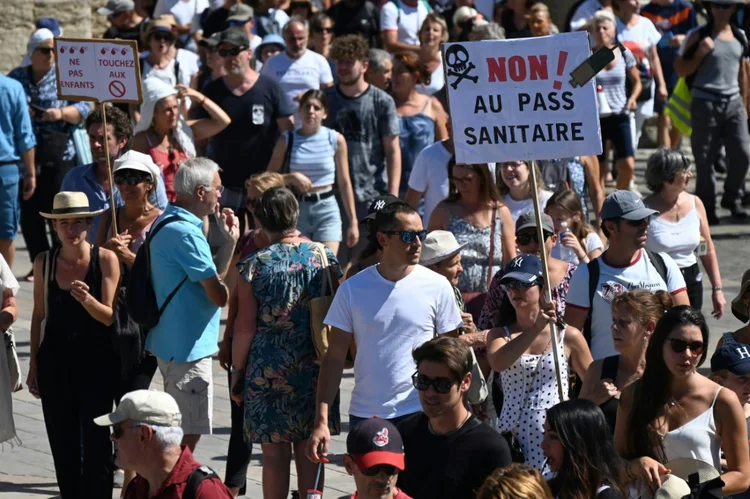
[324,264,463,418]
[504,190,553,223]
[551,231,605,265]
[617,16,662,116]
[380,0,431,46]
[417,58,444,96]
[261,49,333,117]
[140,49,200,88]
[568,0,603,31]
[0,255,19,297]
[566,249,687,360]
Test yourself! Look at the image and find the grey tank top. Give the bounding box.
[692,36,742,100]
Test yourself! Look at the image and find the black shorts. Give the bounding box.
[598,113,635,163]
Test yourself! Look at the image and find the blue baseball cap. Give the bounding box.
[601,190,659,221]
[499,253,544,285]
[711,343,750,375]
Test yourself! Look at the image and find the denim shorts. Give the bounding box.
[297,194,342,242]
[0,165,20,240]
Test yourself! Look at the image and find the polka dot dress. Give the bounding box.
[495,327,569,474]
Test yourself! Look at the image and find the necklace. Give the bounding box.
[428,411,472,435]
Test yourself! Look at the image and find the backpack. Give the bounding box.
[184,466,221,499]
[682,22,748,91]
[582,249,669,346]
[127,216,189,329]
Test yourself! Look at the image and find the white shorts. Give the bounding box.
[157,356,213,435]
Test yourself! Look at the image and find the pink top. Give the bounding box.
[145,134,188,203]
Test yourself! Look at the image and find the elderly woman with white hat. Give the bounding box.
[131,76,230,201]
[26,191,120,498]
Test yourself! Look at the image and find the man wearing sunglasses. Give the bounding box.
[306,202,463,465]
[397,337,511,499]
[565,190,689,360]
[99,0,146,51]
[195,27,294,234]
[94,390,233,498]
[344,418,413,499]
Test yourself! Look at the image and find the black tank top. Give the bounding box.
[599,355,620,435]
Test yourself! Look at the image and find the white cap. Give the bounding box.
[113,150,161,185]
[94,390,182,427]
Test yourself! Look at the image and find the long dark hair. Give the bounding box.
[446,162,502,206]
[623,306,710,462]
[546,400,626,499]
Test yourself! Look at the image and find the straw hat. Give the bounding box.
[141,14,177,45]
[40,192,104,219]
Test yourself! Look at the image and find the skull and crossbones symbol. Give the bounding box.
[445,44,478,89]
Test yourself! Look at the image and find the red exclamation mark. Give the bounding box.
[553,50,568,90]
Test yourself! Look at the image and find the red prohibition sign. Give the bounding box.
[109,80,126,98]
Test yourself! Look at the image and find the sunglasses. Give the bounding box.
[500,280,538,292]
[361,464,400,477]
[412,372,456,394]
[451,175,475,185]
[112,422,140,439]
[218,46,247,57]
[152,32,175,43]
[516,232,552,246]
[114,174,151,186]
[669,339,705,355]
[382,230,427,244]
[624,217,650,227]
[37,47,54,55]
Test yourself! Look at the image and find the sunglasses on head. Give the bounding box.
[361,464,400,477]
[383,230,427,244]
[412,372,456,394]
[218,46,247,57]
[152,32,175,43]
[516,232,552,246]
[37,47,54,55]
[500,280,538,292]
[669,338,705,355]
[114,173,151,186]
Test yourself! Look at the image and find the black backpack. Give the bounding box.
[127,216,188,329]
[582,250,669,346]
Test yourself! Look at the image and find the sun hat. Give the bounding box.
[499,253,544,285]
[516,211,555,235]
[600,190,659,221]
[347,418,405,472]
[655,458,724,499]
[420,230,467,266]
[113,150,162,185]
[731,269,750,322]
[254,33,286,61]
[97,0,135,17]
[20,28,54,68]
[141,14,177,45]
[453,6,479,27]
[40,192,105,219]
[94,390,182,427]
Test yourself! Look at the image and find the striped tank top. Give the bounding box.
[286,126,338,187]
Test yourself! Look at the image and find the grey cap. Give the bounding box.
[97,0,135,16]
[226,3,255,23]
[516,212,554,234]
[601,190,659,221]
[199,32,222,48]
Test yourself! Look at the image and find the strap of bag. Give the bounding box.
[43,250,50,322]
[184,465,220,499]
[486,205,497,287]
[644,249,668,286]
[281,131,294,175]
[583,257,600,346]
[147,216,190,317]
[315,243,333,296]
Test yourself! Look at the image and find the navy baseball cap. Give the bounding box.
[499,253,544,285]
[600,190,658,221]
[346,418,405,471]
[711,343,750,375]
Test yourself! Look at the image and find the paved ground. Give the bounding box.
[2,148,750,498]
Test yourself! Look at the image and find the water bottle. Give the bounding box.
[558,221,577,263]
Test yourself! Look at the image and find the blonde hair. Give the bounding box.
[496,161,547,198]
[245,172,285,193]
[592,9,616,27]
[477,464,554,499]
[530,3,550,16]
[420,13,449,43]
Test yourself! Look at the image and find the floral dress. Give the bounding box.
[446,215,503,294]
[238,242,341,444]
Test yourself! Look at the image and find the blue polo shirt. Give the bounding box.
[0,75,36,164]
[145,204,220,363]
[61,163,169,241]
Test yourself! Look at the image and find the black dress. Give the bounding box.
[598,355,621,435]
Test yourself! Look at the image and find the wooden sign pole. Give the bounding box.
[99,103,118,235]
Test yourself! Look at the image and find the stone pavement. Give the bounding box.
[2,148,750,498]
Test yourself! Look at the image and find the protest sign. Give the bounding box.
[443,32,601,165]
[54,37,142,104]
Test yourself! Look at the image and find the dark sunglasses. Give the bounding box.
[37,47,54,55]
[624,217,650,227]
[314,27,335,34]
[152,32,175,43]
[112,422,140,439]
[516,232,552,246]
[382,230,427,244]
[669,339,705,355]
[361,464,400,477]
[500,280,538,292]
[114,174,151,186]
[218,46,247,57]
[412,372,456,394]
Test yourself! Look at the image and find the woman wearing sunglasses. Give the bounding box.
[615,307,750,496]
[138,15,200,89]
[132,77,230,202]
[311,14,335,67]
[487,253,592,474]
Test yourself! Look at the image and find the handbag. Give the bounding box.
[309,243,354,369]
[462,205,497,321]
[4,329,21,392]
[464,340,488,405]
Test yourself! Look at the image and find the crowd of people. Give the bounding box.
[2,0,750,497]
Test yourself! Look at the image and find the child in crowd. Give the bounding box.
[545,189,604,265]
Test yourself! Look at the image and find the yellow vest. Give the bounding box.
[664,77,692,136]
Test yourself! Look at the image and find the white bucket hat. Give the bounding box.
[419,230,466,266]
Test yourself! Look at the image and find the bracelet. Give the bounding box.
[713,286,723,292]
[231,366,244,373]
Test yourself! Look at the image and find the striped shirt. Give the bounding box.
[287,126,338,187]
[595,48,636,115]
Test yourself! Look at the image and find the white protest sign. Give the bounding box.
[443,32,601,164]
[54,37,143,104]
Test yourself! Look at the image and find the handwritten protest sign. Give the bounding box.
[54,37,142,104]
[443,32,601,164]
